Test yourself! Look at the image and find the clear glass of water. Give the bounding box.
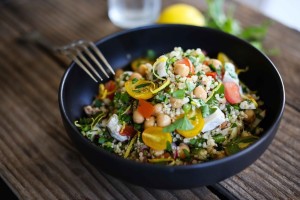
[108,0,161,29]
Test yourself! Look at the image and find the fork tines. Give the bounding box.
[59,39,115,82]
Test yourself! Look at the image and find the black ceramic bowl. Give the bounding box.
[58,25,285,189]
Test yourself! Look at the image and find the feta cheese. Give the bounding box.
[223,63,239,85]
[155,55,168,78]
[106,114,128,142]
[202,107,226,132]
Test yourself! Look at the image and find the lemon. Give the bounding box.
[157,4,205,26]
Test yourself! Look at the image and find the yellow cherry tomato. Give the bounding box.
[217,52,230,65]
[142,127,172,150]
[177,110,204,138]
[125,79,154,99]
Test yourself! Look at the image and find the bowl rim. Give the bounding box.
[59,24,285,171]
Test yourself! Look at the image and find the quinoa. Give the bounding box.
[74,47,265,165]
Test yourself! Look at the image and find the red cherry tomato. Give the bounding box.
[206,72,217,79]
[224,82,242,104]
[120,125,136,137]
[105,80,116,100]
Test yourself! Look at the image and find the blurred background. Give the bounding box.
[237,0,300,31]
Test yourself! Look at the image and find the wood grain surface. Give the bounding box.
[0,0,299,199]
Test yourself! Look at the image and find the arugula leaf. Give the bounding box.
[163,115,194,132]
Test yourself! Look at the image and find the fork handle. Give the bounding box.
[19,31,58,52]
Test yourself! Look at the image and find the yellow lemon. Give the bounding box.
[157,4,205,26]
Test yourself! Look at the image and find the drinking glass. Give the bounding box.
[108,0,161,29]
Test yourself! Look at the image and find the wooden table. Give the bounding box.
[0,0,299,199]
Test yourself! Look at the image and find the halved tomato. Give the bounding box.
[142,127,172,150]
[224,82,242,104]
[125,79,154,99]
[177,110,204,138]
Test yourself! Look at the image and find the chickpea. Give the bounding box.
[153,103,163,116]
[174,63,190,77]
[115,69,124,79]
[144,116,155,129]
[170,97,184,108]
[156,114,171,127]
[177,143,190,159]
[133,110,144,124]
[138,64,148,76]
[129,72,143,80]
[193,86,207,100]
[244,109,256,124]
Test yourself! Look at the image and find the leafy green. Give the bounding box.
[166,141,172,152]
[183,149,191,160]
[200,104,216,118]
[185,80,196,92]
[172,89,185,99]
[154,91,167,103]
[205,0,274,54]
[163,115,194,132]
[189,137,206,147]
[113,92,133,123]
[224,135,259,155]
[183,104,191,114]
[212,134,226,143]
[206,83,224,106]
[209,64,222,76]
[74,117,93,132]
[131,78,138,84]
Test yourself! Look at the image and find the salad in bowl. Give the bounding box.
[75,47,265,165]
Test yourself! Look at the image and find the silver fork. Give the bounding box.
[19,32,115,82]
[56,39,115,82]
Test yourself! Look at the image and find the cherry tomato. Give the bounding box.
[105,80,116,100]
[120,125,136,137]
[206,72,217,79]
[224,82,242,104]
[177,110,204,138]
[125,79,154,99]
[142,127,172,150]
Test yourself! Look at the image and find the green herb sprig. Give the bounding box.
[205,0,277,55]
